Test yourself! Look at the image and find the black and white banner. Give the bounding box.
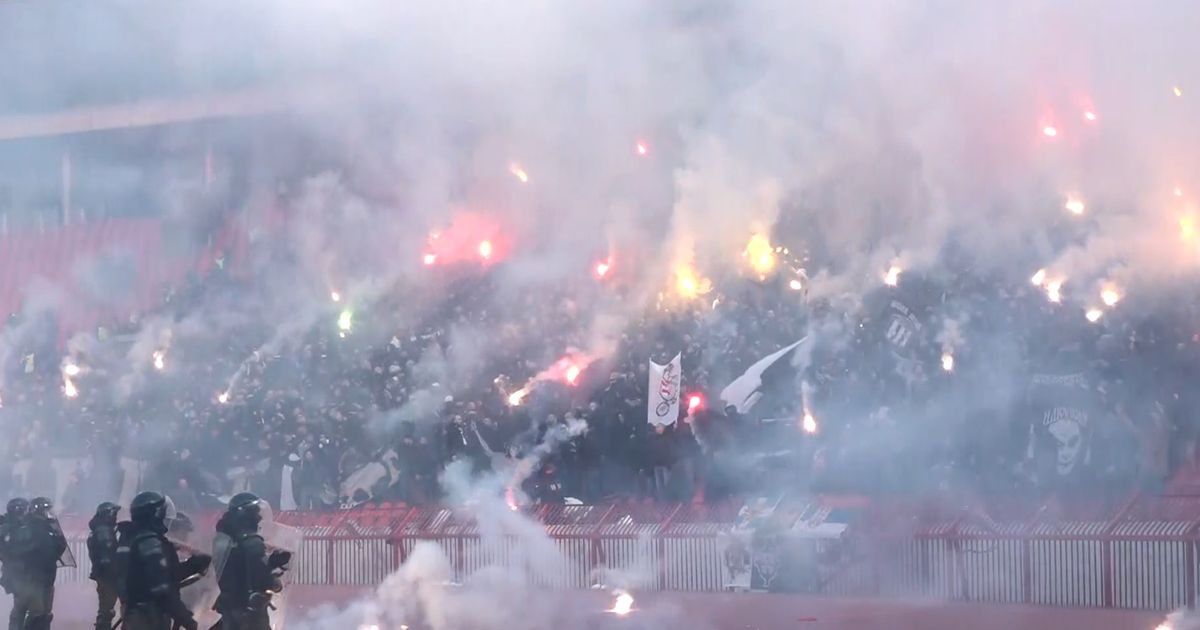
[647,353,682,427]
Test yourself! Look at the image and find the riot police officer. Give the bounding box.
[214,493,289,630]
[87,502,121,630]
[121,491,209,630]
[8,497,67,630]
[0,498,29,629]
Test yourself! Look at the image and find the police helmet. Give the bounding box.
[94,502,120,521]
[30,497,52,517]
[227,492,263,531]
[130,491,168,529]
[6,498,28,517]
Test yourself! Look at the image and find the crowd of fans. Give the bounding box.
[0,233,1197,517]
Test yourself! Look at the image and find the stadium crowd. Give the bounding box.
[0,239,1196,517]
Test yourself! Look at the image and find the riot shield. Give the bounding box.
[212,530,234,581]
[50,518,76,568]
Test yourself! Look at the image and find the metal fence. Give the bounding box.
[49,493,1200,612]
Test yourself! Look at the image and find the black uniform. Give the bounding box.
[7,497,66,630]
[214,493,287,630]
[0,498,29,630]
[121,491,206,630]
[86,502,121,630]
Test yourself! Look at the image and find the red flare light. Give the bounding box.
[1083,110,1097,122]
[1042,125,1058,138]
[595,260,611,278]
[423,253,437,266]
[687,394,704,413]
[635,141,648,156]
[478,240,493,260]
[565,364,581,385]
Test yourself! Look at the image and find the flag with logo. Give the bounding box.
[647,353,682,427]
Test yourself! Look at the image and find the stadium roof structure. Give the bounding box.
[0,1,342,139]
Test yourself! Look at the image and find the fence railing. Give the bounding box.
[49,493,1200,612]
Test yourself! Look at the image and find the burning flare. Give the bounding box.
[509,163,529,183]
[635,141,648,156]
[337,309,354,332]
[674,266,708,298]
[330,291,341,303]
[941,352,955,372]
[1042,125,1058,137]
[1030,268,1047,286]
[565,364,582,385]
[63,362,81,377]
[609,590,635,616]
[883,265,902,287]
[423,253,437,266]
[1085,308,1103,323]
[1101,287,1121,307]
[478,240,494,260]
[594,260,611,278]
[1181,215,1196,241]
[1064,196,1085,215]
[802,412,818,434]
[507,388,528,406]
[1083,110,1097,122]
[152,351,166,371]
[218,391,230,404]
[745,234,776,275]
[63,377,78,399]
[1046,279,1064,303]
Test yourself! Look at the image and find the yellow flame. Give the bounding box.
[941,352,955,372]
[883,265,902,287]
[1030,268,1047,286]
[1181,215,1196,241]
[1174,86,1184,97]
[509,163,529,183]
[674,266,709,299]
[507,389,528,406]
[610,590,635,616]
[1100,287,1120,307]
[745,234,776,275]
[802,412,818,434]
[1085,308,1103,323]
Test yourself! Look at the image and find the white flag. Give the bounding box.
[647,353,683,427]
[719,338,806,414]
